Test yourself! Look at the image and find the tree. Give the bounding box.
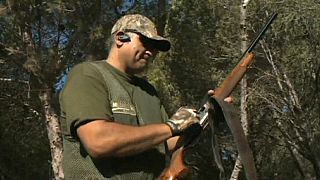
[151,0,320,179]
[0,0,172,179]
[1,0,116,179]
[246,0,320,179]
[149,0,244,179]
[230,0,251,179]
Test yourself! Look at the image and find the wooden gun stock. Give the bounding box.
[160,13,277,180]
[158,148,188,180]
[214,52,254,99]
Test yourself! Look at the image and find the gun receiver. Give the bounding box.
[160,13,278,180]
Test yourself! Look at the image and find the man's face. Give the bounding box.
[118,32,158,75]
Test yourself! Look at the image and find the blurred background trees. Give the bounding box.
[0,0,319,179]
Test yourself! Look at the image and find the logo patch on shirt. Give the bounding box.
[111,100,136,116]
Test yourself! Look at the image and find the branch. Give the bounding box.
[0,78,28,84]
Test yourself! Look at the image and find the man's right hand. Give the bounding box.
[208,89,233,103]
[165,107,200,136]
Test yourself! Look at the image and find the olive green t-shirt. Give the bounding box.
[59,61,169,180]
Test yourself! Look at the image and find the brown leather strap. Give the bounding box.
[209,97,257,180]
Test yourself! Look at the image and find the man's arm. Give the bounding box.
[77,120,173,158]
[77,106,200,159]
[166,136,180,153]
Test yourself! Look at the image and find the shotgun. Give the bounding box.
[160,13,278,180]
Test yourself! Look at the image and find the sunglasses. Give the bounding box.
[123,29,159,51]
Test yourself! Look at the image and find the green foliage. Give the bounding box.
[149,0,242,115]
[0,0,119,179]
[246,0,320,178]
[149,0,243,179]
[149,0,320,179]
[0,80,50,179]
[1,0,173,179]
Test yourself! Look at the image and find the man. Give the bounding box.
[59,14,201,179]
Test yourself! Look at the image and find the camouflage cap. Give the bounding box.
[111,14,171,51]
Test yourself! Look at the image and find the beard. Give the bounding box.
[126,59,148,75]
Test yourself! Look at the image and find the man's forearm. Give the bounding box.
[166,136,180,153]
[77,120,172,158]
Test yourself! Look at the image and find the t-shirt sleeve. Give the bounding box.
[60,62,113,137]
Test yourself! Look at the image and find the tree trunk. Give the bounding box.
[157,0,167,36]
[312,158,320,180]
[39,89,64,180]
[230,1,250,179]
[19,16,64,179]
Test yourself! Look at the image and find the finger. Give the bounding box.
[224,96,233,103]
[184,109,198,117]
[207,89,215,96]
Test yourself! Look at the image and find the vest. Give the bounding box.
[86,61,167,179]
